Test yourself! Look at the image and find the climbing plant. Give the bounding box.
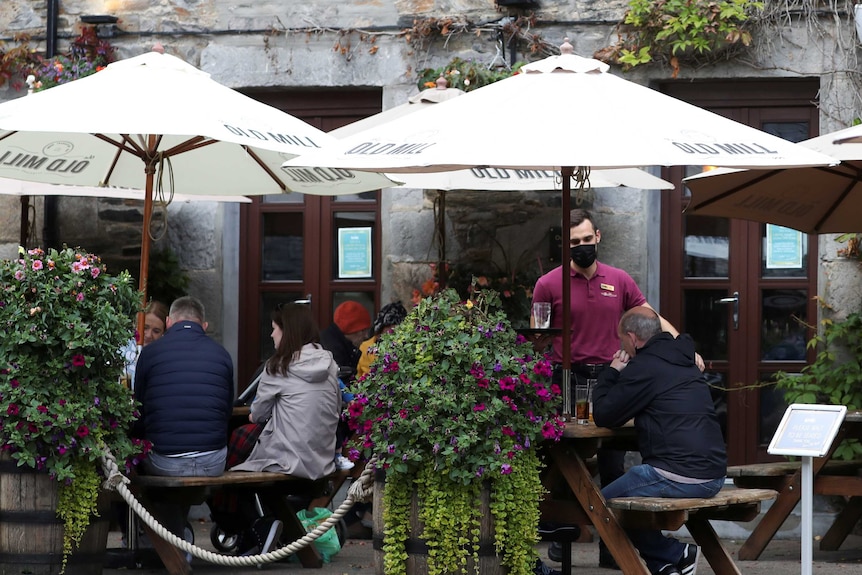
[594,0,763,77]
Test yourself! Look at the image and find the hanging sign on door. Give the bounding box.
[338,227,372,278]
[765,224,803,270]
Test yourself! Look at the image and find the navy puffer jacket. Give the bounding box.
[133,321,234,455]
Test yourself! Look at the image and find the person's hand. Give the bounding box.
[610,349,631,371]
[694,352,705,372]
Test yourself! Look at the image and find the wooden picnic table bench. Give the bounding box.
[129,470,345,575]
[607,487,778,575]
[726,455,862,559]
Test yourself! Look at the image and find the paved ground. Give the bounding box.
[104,516,862,575]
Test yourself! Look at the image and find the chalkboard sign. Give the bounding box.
[767,404,847,457]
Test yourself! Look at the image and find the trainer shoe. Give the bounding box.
[547,541,563,563]
[533,558,562,575]
[252,517,284,555]
[678,543,699,575]
[656,565,682,575]
[335,454,355,471]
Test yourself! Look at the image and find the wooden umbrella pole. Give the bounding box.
[561,166,573,419]
[136,137,158,345]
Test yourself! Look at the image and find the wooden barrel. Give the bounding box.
[372,471,505,575]
[0,457,109,575]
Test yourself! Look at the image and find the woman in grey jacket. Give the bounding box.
[234,303,341,478]
[212,303,341,556]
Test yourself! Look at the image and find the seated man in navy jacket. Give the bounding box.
[593,307,726,575]
[133,295,234,541]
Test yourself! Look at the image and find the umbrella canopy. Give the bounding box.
[684,123,862,233]
[0,178,251,203]
[286,45,835,173]
[284,39,836,414]
[330,80,673,191]
[0,47,392,328]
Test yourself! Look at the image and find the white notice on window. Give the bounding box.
[766,224,803,269]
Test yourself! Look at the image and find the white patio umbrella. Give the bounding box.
[330,79,673,191]
[0,47,392,334]
[0,178,251,203]
[685,123,862,233]
[285,40,836,407]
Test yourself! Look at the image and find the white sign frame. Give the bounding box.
[767,403,846,457]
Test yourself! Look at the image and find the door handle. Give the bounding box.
[714,291,739,330]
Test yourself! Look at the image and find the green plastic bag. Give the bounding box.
[296,507,342,563]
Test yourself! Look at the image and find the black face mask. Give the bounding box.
[570,244,598,268]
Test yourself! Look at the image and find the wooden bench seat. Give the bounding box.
[727,460,862,491]
[606,487,777,575]
[727,459,862,477]
[128,470,345,575]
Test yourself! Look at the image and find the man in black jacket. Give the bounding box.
[134,295,234,542]
[593,307,726,575]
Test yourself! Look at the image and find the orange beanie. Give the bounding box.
[334,301,371,334]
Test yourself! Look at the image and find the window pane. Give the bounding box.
[761,289,807,361]
[334,191,378,202]
[262,212,303,281]
[759,377,788,446]
[684,289,729,360]
[761,122,808,143]
[684,215,729,278]
[262,192,304,204]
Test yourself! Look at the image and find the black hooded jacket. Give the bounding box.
[592,333,726,480]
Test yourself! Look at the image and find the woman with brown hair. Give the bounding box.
[211,303,341,556]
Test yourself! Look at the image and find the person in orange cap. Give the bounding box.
[319,300,371,383]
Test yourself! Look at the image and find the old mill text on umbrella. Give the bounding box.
[733,194,816,218]
[222,124,322,149]
[344,140,782,158]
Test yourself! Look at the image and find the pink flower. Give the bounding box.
[32,260,43,271]
[91,267,101,278]
[76,425,90,438]
[473,403,486,412]
[501,426,515,436]
[76,292,84,302]
[6,404,19,415]
[501,464,512,475]
[71,354,86,367]
[13,270,24,281]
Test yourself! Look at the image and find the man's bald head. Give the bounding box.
[619,307,661,343]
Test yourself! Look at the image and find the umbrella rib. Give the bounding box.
[813,174,858,232]
[161,136,212,157]
[689,169,781,211]
[243,146,287,192]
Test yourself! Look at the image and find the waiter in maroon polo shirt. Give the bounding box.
[532,207,703,569]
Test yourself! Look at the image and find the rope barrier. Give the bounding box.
[100,451,378,566]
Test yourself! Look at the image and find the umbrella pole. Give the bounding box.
[19,196,29,248]
[136,142,157,344]
[561,167,573,419]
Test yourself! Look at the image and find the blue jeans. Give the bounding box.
[144,448,227,477]
[601,464,724,573]
[142,448,227,537]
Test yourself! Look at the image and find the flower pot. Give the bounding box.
[372,472,505,575]
[0,456,109,575]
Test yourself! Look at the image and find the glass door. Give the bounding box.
[237,89,382,389]
[660,81,819,464]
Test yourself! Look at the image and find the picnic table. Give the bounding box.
[543,422,775,575]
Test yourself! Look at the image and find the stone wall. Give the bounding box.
[1,0,860,353]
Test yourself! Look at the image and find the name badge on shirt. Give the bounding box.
[600,283,615,292]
